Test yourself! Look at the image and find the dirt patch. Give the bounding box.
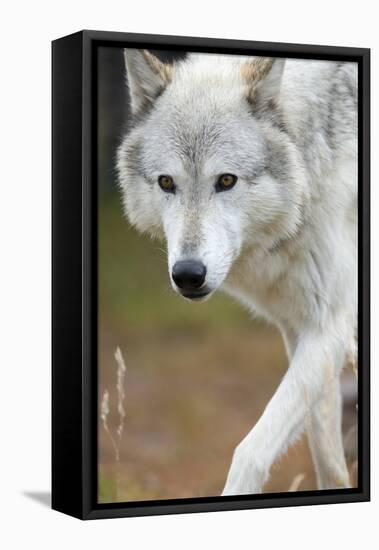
[98,326,357,502]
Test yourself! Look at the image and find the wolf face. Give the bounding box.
[117,50,307,301]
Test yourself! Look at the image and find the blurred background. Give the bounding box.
[97,46,358,503]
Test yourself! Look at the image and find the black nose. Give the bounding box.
[172,260,206,290]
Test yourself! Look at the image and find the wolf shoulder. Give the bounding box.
[281,59,357,135]
[282,58,357,102]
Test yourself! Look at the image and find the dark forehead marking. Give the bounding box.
[169,112,225,165]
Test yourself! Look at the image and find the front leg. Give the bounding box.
[222,325,348,496]
[307,364,350,489]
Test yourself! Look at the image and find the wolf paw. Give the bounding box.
[221,442,267,496]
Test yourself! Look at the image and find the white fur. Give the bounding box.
[118,52,358,494]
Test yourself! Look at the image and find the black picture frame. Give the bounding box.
[52,30,370,520]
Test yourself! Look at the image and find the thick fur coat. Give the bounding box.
[117,50,357,494]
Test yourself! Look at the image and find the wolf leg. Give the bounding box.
[306,364,350,489]
[222,326,348,496]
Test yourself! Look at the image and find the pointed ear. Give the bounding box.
[123,49,173,114]
[242,57,285,106]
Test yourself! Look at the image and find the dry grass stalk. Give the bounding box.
[288,473,305,492]
[100,347,127,500]
[115,347,127,447]
[100,390,119,459]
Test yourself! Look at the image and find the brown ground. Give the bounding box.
[98,324,357,503]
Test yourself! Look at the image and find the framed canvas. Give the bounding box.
[52,30,370,520]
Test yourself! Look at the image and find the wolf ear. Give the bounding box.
[242,57,285,106]
[124,49,173,114]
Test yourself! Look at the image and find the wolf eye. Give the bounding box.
[158,175,175,193]
[216,173,238,192]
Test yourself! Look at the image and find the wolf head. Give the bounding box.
[117,50,306,301]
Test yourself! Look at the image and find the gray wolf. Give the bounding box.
[117,49,358,494]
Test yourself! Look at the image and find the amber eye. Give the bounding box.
[216,173,238,192]
[158,175,175,193]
